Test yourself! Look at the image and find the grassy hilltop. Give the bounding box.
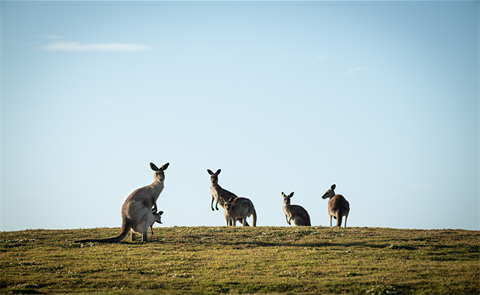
[1,226,479,294]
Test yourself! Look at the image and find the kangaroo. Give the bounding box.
[77,209,164,243]
[207,169,248,226]
[222,196,257,227]
[149,208,163,236]
[134,209,163,241]
[321,184,350,227]
[282,192,311,226]
[75,162,169,243]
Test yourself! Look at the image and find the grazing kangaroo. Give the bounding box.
[321,184,350,228]
[75,162,169,243]
[222,197,257,227]
[282,192,311,226]
[207,169,248,226]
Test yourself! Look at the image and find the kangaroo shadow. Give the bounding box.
[226,240,392,249]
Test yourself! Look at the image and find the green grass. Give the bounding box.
[1,226,478,294]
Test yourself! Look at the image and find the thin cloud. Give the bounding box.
[347,66,370,75]
[40,42,152,52]
[316,55,328,61]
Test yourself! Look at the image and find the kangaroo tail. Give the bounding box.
[336,214,342,227]
[75,219,131,243]
[252,209,257,227]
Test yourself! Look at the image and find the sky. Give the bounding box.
[1,1,478,232]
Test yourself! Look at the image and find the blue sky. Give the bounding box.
[1,1,478,232]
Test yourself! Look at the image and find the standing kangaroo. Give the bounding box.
[223,197,257,227]
[207,169,248,226]
[282,192,311,226]
[321,184,350,227]
[76,162,169,243]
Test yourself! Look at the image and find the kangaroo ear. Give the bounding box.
[160,163,169,170]
[331,184,336,190]
[281,192,286,197]
[216,169,221,175]
[207,169,214,175]
[289,192,294,198]
[150,162,159,171]
[159,211,164,215]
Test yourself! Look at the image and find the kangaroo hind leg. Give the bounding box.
[336,214,342,227]
[142,226,149,242]
[242,215,248,226]
[131,231,136,242]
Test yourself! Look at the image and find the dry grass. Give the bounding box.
[1,226,479,294]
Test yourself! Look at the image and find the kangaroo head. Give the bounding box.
[151,162,169,183]
[321,184,336,199]
[153,210,164,224]
[207,169,221,185]
[223,197,234,210]
[282,192,294,204]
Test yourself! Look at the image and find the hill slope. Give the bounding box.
[1,226,479,294]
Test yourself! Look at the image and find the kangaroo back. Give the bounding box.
[293,205,311,226]
[329,195,350,227]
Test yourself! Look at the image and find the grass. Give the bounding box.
[1,226,479,294]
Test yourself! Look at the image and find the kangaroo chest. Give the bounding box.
[210,185,221,199]
[283,205,294,218]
